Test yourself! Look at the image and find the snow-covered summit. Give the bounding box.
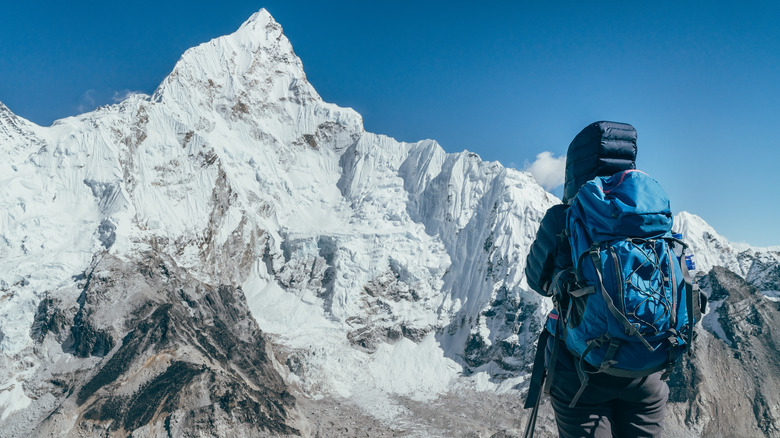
[152,8,340,133]
[0,101,45,161]
[675,211,780,291]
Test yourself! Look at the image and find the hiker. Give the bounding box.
[524,121,671,438]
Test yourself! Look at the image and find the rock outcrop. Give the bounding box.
[13,253,302,437]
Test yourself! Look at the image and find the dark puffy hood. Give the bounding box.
[562,121,637,204]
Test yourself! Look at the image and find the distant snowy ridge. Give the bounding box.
[674,211,780,292]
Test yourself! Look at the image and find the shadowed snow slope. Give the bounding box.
[1,9,779,438]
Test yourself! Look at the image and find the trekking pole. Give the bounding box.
[523,317,555,438]
[523,379,543,438]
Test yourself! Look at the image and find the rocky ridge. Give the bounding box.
[666,267,780,438]
[7,253,302,437]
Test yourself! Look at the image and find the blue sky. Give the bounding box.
[1,1,778,246]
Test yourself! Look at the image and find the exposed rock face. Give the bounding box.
[14,253,301,437]
[666,267,780,438]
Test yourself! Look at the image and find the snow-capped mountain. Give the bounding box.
[0,10,557,436]
[1,9,778,437]
[675,211,780,294]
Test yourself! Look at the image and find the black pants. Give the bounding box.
[547,344,669,437]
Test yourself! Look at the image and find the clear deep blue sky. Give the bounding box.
[2,1,778,246]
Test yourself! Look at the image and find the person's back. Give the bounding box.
[524,121,669,437]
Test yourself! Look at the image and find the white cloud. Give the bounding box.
[112,89,142,103]
[524,151,566,191]
[76,89,96,113]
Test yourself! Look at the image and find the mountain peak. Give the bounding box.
[674,211,715,235]
[152,8,318,108]
[0,101,20,125]
[239,8,275,31]
[0,100,44,160]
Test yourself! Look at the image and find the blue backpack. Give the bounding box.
[555,169,700,406]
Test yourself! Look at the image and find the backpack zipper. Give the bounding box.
[608,246,625,314]
[602,169,649,194]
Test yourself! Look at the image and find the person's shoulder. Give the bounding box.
[547,203,568,215]
[541,203,568,227]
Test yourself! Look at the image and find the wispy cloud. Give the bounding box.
[75,89,143,115]
[112,89,142,103]
[524,151,566,191]
[76,89,96,113]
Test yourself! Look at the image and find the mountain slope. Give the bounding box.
[674,211,780,293]
[666,267,780,438]
[16,253,301,437]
